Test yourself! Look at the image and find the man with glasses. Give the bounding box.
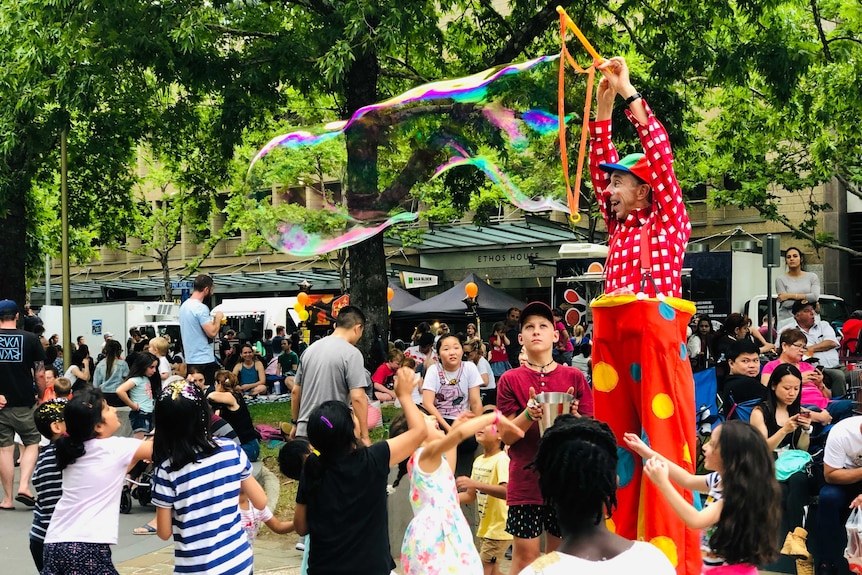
[778,299,847,397]
[289,306,371,446]
[463,342,496,406]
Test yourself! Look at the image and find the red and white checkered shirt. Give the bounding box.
[589,100,691,298]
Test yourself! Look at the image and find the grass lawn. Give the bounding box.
[247,399,401,540]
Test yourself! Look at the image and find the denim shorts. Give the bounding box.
[129,410,153,434]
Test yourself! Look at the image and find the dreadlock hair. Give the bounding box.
[528,415,618,530]
[55,389,107,470]
[278,438,312,481]
[302,401,360,500]
[388,404,432,488]
[153,379,218,471]
[708,420,781,565]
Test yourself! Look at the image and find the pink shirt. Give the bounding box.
[761,359,827,409]
[589,100,691,297]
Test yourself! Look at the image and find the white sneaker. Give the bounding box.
[295,541,306,551]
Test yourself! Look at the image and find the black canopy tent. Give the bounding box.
[391,273,527,328]
[388,280,422,311]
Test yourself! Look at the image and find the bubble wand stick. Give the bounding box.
[556,6,604,225]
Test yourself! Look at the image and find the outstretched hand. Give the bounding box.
[643,456,670,486]
[393,366,418,399]
[623,432,654,459]
[597,56,634,96]
[492,410,525,441]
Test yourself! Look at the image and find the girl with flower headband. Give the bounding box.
[390,398,524,575]
[42,389,154,574]
[150,379,267,575]
[294,367,428,575]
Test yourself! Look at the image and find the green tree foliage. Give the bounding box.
[2,0,860,322]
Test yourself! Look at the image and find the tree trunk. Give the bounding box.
[162,254,172,301]
[348,234,388,369]
[344,45,387,367]
[0,159,32,313]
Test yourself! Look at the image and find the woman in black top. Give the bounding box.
[749,363,812,542]
[207,370,260,462]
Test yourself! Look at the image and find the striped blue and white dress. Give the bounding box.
[152,438,254,575]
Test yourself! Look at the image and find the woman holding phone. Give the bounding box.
[750,364,811,550]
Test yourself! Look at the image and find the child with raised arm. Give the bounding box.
[457,406,513,575]
[151,379,267,575]
[391,404,524,575]
[293,367,427,575]
[42,389,153,573]
[627,421,782,574]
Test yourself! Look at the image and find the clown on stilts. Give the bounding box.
[585,55,699,575]
[555,10,698,572]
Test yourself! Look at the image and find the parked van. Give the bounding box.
[211,298,301,344]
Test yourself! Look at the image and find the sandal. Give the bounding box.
[133,524,158,535]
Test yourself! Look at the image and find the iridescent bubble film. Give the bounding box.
[249,54,585,257]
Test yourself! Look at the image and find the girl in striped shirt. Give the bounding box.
[151,380,267,575]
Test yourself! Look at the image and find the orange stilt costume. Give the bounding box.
[592,295,699,575]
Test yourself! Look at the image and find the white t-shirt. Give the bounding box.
[158,355,171,379]
[44,436,141,545]
[519,543,675,575]
[476,357,496,390]
[824,416,862,470]
[422,361,482,419]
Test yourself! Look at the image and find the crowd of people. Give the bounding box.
[3,49,862,575]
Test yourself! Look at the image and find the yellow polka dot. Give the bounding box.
[682,443,692,464]
[592,362,619,392]
[651,393,675,419]
[605,517,615,533]
[649,535,678,567]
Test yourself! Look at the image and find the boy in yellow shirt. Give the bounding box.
[458,407,513,575]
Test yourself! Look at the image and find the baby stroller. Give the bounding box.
[121,459,154,514]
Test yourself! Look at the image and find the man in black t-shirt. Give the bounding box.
[0,300,46,510]
[720,338,767,417]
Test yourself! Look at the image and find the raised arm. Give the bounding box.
[418,411,523,474]
[623,432,707,492]
[644,457,723,529]
[387,367,429,467]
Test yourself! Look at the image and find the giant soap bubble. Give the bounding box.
[248,54,587,257]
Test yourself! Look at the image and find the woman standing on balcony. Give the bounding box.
[776,247,820,326]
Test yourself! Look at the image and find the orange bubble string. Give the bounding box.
[556,6,604,226]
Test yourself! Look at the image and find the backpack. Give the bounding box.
[256,424,283,442]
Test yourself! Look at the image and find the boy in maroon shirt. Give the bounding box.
[496,302,593,574]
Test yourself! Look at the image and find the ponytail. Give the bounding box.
[55,389,106,470]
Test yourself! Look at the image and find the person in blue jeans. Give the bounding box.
[813,415,862,575]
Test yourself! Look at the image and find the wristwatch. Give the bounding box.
[624,92,643,105]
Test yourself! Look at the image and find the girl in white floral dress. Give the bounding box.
[391,409,524,575]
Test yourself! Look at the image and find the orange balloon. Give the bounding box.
[297,292,309,306]
[465,282,478,298]
[387,287,394,302]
